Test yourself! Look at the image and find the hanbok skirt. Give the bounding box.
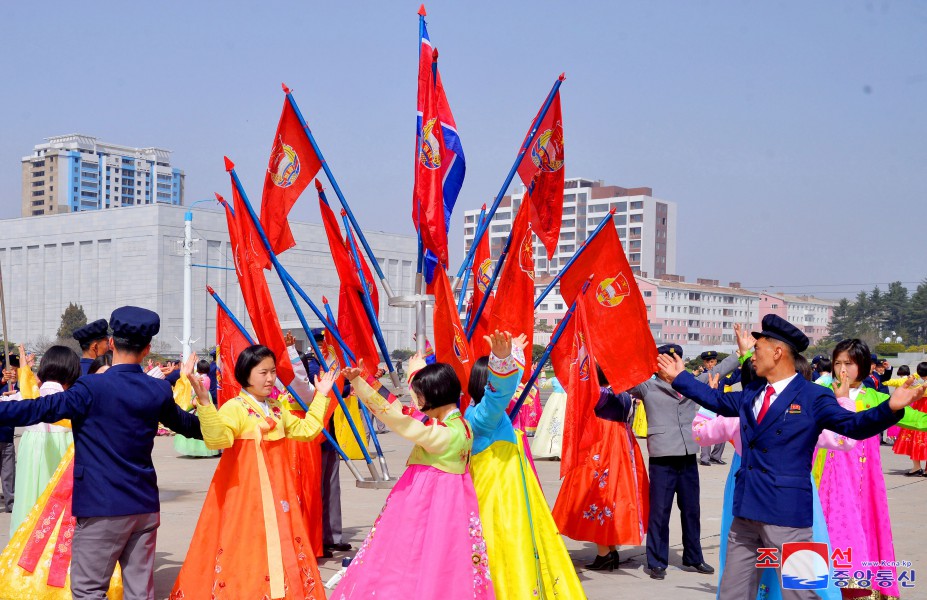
[472,432,585,599]
[892,398,927,461]
[552,420,649,546]
[10,429,73,535]
[172,434,219,458]
[332,464,495,599]
[0,444,123,599]
[530,391,566,460]
[170,437,325,600]
[287,436,324,558]
[817,436,899,598]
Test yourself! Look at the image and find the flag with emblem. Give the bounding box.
[215,304,251,406]
[488,200,535,380]
[467,213,494,359]
[517,88,564,260]
[220,180,295,386]
[261,90,323,258]
[414,10,465,279]
[559,221,656,392]
[432,267,472,412]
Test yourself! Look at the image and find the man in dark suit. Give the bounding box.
[657,314,925,600]
[0,306,202,600]
[72,319,109,376]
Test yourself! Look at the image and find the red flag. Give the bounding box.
[215,304,250,407]
[467,209,494,358]
[559,223,656,392]
[559,297,603,477]
[346,223,380,316]
[517,89,564,260]
[318,191,360,291]
[337,287,380,372]
[318,329,345,425]
[488,200,535,381]
[261,90,323,257]
[432,268,472,412]
[413,49,450,266]
[220,174,295,386]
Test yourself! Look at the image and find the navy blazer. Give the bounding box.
[0,363,201,518]
[673,371,902,528]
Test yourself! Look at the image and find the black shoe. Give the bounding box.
[320,549,334,559]
[710,459,727,465]
[683,561,715,574]
[608,550,620,564]
[905,469,924,477]
[699,460,711,466]
[649,566,666,580]
[325,542,353,552]
[585,553,616,571]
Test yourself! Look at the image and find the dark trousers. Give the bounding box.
[71,512,160,600]
[321,446,342,545]
[700,442,725,463]
[646,454,703,569]
[0,442,14,512]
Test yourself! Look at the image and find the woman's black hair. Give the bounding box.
[37,345,81,387]
[196,359,211,375]
[596,364,609,387]
[411,362,461,411]
[234,345,276,388]
[468,357,490,405]
[795,354,812,381]
[917,362,927,379]
[88,352,113,374]
[831,339,871,383]
[817,357,832,374]
[896,365,910,377]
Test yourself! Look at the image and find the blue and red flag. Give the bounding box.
[413,6,465,279]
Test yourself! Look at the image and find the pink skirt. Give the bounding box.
[334,464,495,599]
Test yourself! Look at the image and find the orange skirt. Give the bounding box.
[170,438,324,600]
[552,420,649,546]
[287,434,324,558]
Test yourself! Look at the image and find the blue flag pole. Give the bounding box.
[225,161,381,480]
[205,285,367,480]
[509,278,591,421]
[454,74,565,281]
[457,204,486,317]
[282,88,395,299]
[534,208,616,308]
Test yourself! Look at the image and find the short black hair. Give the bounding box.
[832,339,871,383]
[196,359,210,375]
[113,336,150,355]
[89,352,113,374]
[411,362,461,411]
[896,365,911,377]
[235,345,276,387]
[917,362,927,379]
[37,345,81,387]
[468,357,490,405]
[795,354,812,381]
[817,357,832,374]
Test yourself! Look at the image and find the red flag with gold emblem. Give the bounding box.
[517,89,564,260]
[488,199,535,381]
[215,304,251,407]
[433,268,472,412]
[261,90,323,257]
[559,222,656,392]
[467,209,494,359]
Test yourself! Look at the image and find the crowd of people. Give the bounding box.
[0,307,925,599]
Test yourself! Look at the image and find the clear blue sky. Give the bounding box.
[1,1,924,299]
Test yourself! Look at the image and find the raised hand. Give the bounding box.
[314,368,338,397]
[483,330,513,360]
[707,372,721,390]
[656,352,686,383]
[512,333,529,354]
[183,353,211,406]
[284,331,296,347]
[342,359,365,382]
[834,371,851,399]
[889,377,927,411]
[734,323,756,356]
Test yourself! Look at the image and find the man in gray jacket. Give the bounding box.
[629,341,740,580]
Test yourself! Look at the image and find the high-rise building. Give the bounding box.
[21,134,184,217]
[462,178,677,279]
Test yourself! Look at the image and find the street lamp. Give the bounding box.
[182,199,222,360]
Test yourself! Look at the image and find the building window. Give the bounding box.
[31,190,43,197]
[612,201,627,213]
[589,203,609,214]
[630,200,644,210]
[630,214,644,223]
[643,290,652,297]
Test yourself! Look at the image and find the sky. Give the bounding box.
[1,1,924,300]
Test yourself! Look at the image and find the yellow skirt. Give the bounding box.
[0,444,123,599]
[471,432,586,599]
[334,394,367,460]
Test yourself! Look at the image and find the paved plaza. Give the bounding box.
[1,427,924,599]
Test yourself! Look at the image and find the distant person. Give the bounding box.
[72,319,109,376]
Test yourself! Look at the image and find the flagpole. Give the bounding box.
[0,259,11,392]
[322,296,391,481]
[206,285,367,482]
[534,208,615,308]
[225,161,382,482]
[281,87,396,299]
[456,203,486,316]
[509,278,591,421]
[454,74,565,281]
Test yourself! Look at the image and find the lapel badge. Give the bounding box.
[787,403,802,414]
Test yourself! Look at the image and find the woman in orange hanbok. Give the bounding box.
[170,345,333,600]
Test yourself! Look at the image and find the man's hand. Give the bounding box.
[656,353,686,384]
[734,323,755,356]
[483,330,513,360]
[888,377,927,411]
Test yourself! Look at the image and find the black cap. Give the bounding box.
[72,319,109,344]
[0,353,20,368]
[310,327,326,341]
[811,355,824,365]
[658,344,683,358]
[870,353,879,363]
[751,314,809,353]
[700,351,718,361]
[110,306,160,344]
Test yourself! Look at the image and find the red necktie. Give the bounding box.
[757,385,775,424]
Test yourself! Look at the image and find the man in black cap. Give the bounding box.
[0,352,22,513]
[658,314,925,600]
[72,319,110,376]
[0,306,203,599]
[697,350,729,466]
